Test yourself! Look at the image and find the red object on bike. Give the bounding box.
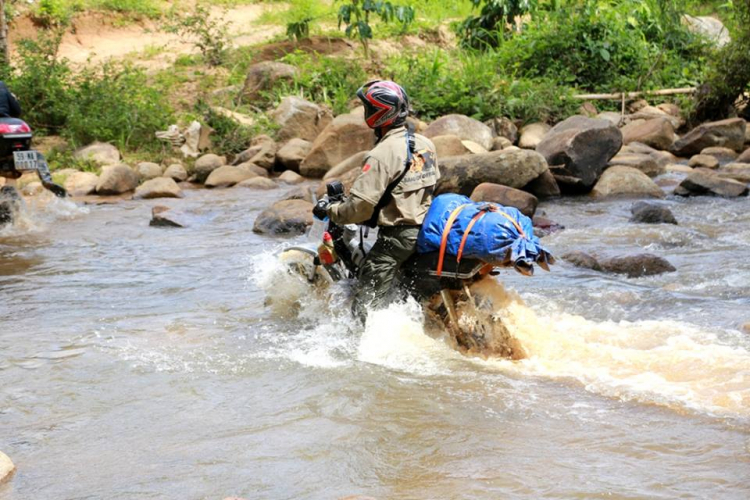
[0,121,31,134]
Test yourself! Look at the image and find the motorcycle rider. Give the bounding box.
[313,80,439,321]
[0,81,22,118]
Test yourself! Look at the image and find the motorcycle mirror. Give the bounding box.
[326,181,345,201]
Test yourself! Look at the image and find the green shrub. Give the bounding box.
[166,5,231,66]
[4,30,72,134]
[271,52,367,115]
[196,101,276,157]
[64,63,174,149]
[90,0,161,18]
[387,49,578,123]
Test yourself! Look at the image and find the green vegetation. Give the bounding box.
[3,0,745,170]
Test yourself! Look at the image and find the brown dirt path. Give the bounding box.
[8,4,285,68]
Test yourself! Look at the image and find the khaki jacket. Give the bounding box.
[329,126,439,227]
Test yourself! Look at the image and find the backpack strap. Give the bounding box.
[364,131,415,229]
[436,204,469,277]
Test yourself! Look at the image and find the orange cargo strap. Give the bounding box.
[436,204,468,277]
[498,211,526,238]
[456,206,496,263]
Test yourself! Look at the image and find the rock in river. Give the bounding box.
[150,206,190,228]
[562,251,602,271]
[675,170,749,197]
[629,201,677,225]
[599,254,676,278]
[300,111,373,178]
[670,118,746,156]
[64,171,99,197]
[193,154,226,184]
[591,166,664,199]
[253,199,313,236]
[205,166,256,188]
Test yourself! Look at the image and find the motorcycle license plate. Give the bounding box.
[13,151,39,172]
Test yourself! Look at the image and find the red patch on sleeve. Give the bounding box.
[362,163,372,173]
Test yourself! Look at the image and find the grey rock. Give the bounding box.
[688,154,719,169]
[431,135,472,157]
[238,177,277,190]
[163,164,188,182]
[424,114,493,150]
[485,117,518,143]
[74,142,120,166]
[253,199,313,236]
[621,117,675,150]
[537,116,623,191]
[435,149,549,196]
[300,112,373,178]
[150,206,189,228]
[193,154,226,184]
[629,201,677,224]
[670,118,747,156]
[205,166,256,188]
[600,254,676,278]
[518,123,550,149]
[592,166,664,199]
[470,182,538,217]
[64,171,99,197]
[96,164,139,195]
[136,162,163,181]
[134,177,183,199]
[562,251,602,271]
[239,61,298,104]
[276,138,312,173]
[271,96,332,143]
[323,151,368,181]
[675,170,749,197]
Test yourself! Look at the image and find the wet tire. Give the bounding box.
[0,186,22,226]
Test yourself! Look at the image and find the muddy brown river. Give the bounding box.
[1,179,749,499]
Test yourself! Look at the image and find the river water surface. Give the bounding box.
[1,181,749,499]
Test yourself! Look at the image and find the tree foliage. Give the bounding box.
[337,0,415,57]
[691,0,750,123]
[459,0,538,49]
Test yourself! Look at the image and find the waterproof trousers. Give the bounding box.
[352,225,420,322]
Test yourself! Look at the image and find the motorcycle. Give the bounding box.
[0,117,67,226]
[279,181,555,360]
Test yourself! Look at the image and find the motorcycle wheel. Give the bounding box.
[0,186,23,226]
[425,286,526,360]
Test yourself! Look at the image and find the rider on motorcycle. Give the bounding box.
[0,81,22,118]
[313,80,439,321]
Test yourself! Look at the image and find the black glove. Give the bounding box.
[313,199,330,220]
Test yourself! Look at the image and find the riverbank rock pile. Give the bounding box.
[22,72,750,250]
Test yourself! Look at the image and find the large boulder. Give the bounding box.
[134,177,183,199]
[239,61,298,104]
[163,164,188,182]
[435,149,549,196]
[300,111,373,178]
[536,116,623,192]
[629,201,677,225]
[64,171,99,196]
[136,162,163,181]
[271,96,333,143]
[96,164,139,195]
[205,166,256,188]
[683,15,730,47]
[193,154,226,183]
[253,199,313,236]
[276,138,312,172]
[608,153,664,177]
[518,123,550,149]
[562,251,602,271]
[621,117,675,150]
[675,170,749,197]
[591,166,664,199]
[0,451,15,484]
[600,254,676,278]
[323,151,368,181]
[431,134,472,157]
[485,117,518,143]
[470,182,538,217]
[423,114,493,150]
[670,118,747,156]
[74,142,120,166]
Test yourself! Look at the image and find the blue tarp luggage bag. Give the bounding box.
[417,194,553,274]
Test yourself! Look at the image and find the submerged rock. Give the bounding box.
[562,251,602,271]
[150,206,190,228]
[599,254,676,278]
[629,201,678,225]
[591,166,663,199]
